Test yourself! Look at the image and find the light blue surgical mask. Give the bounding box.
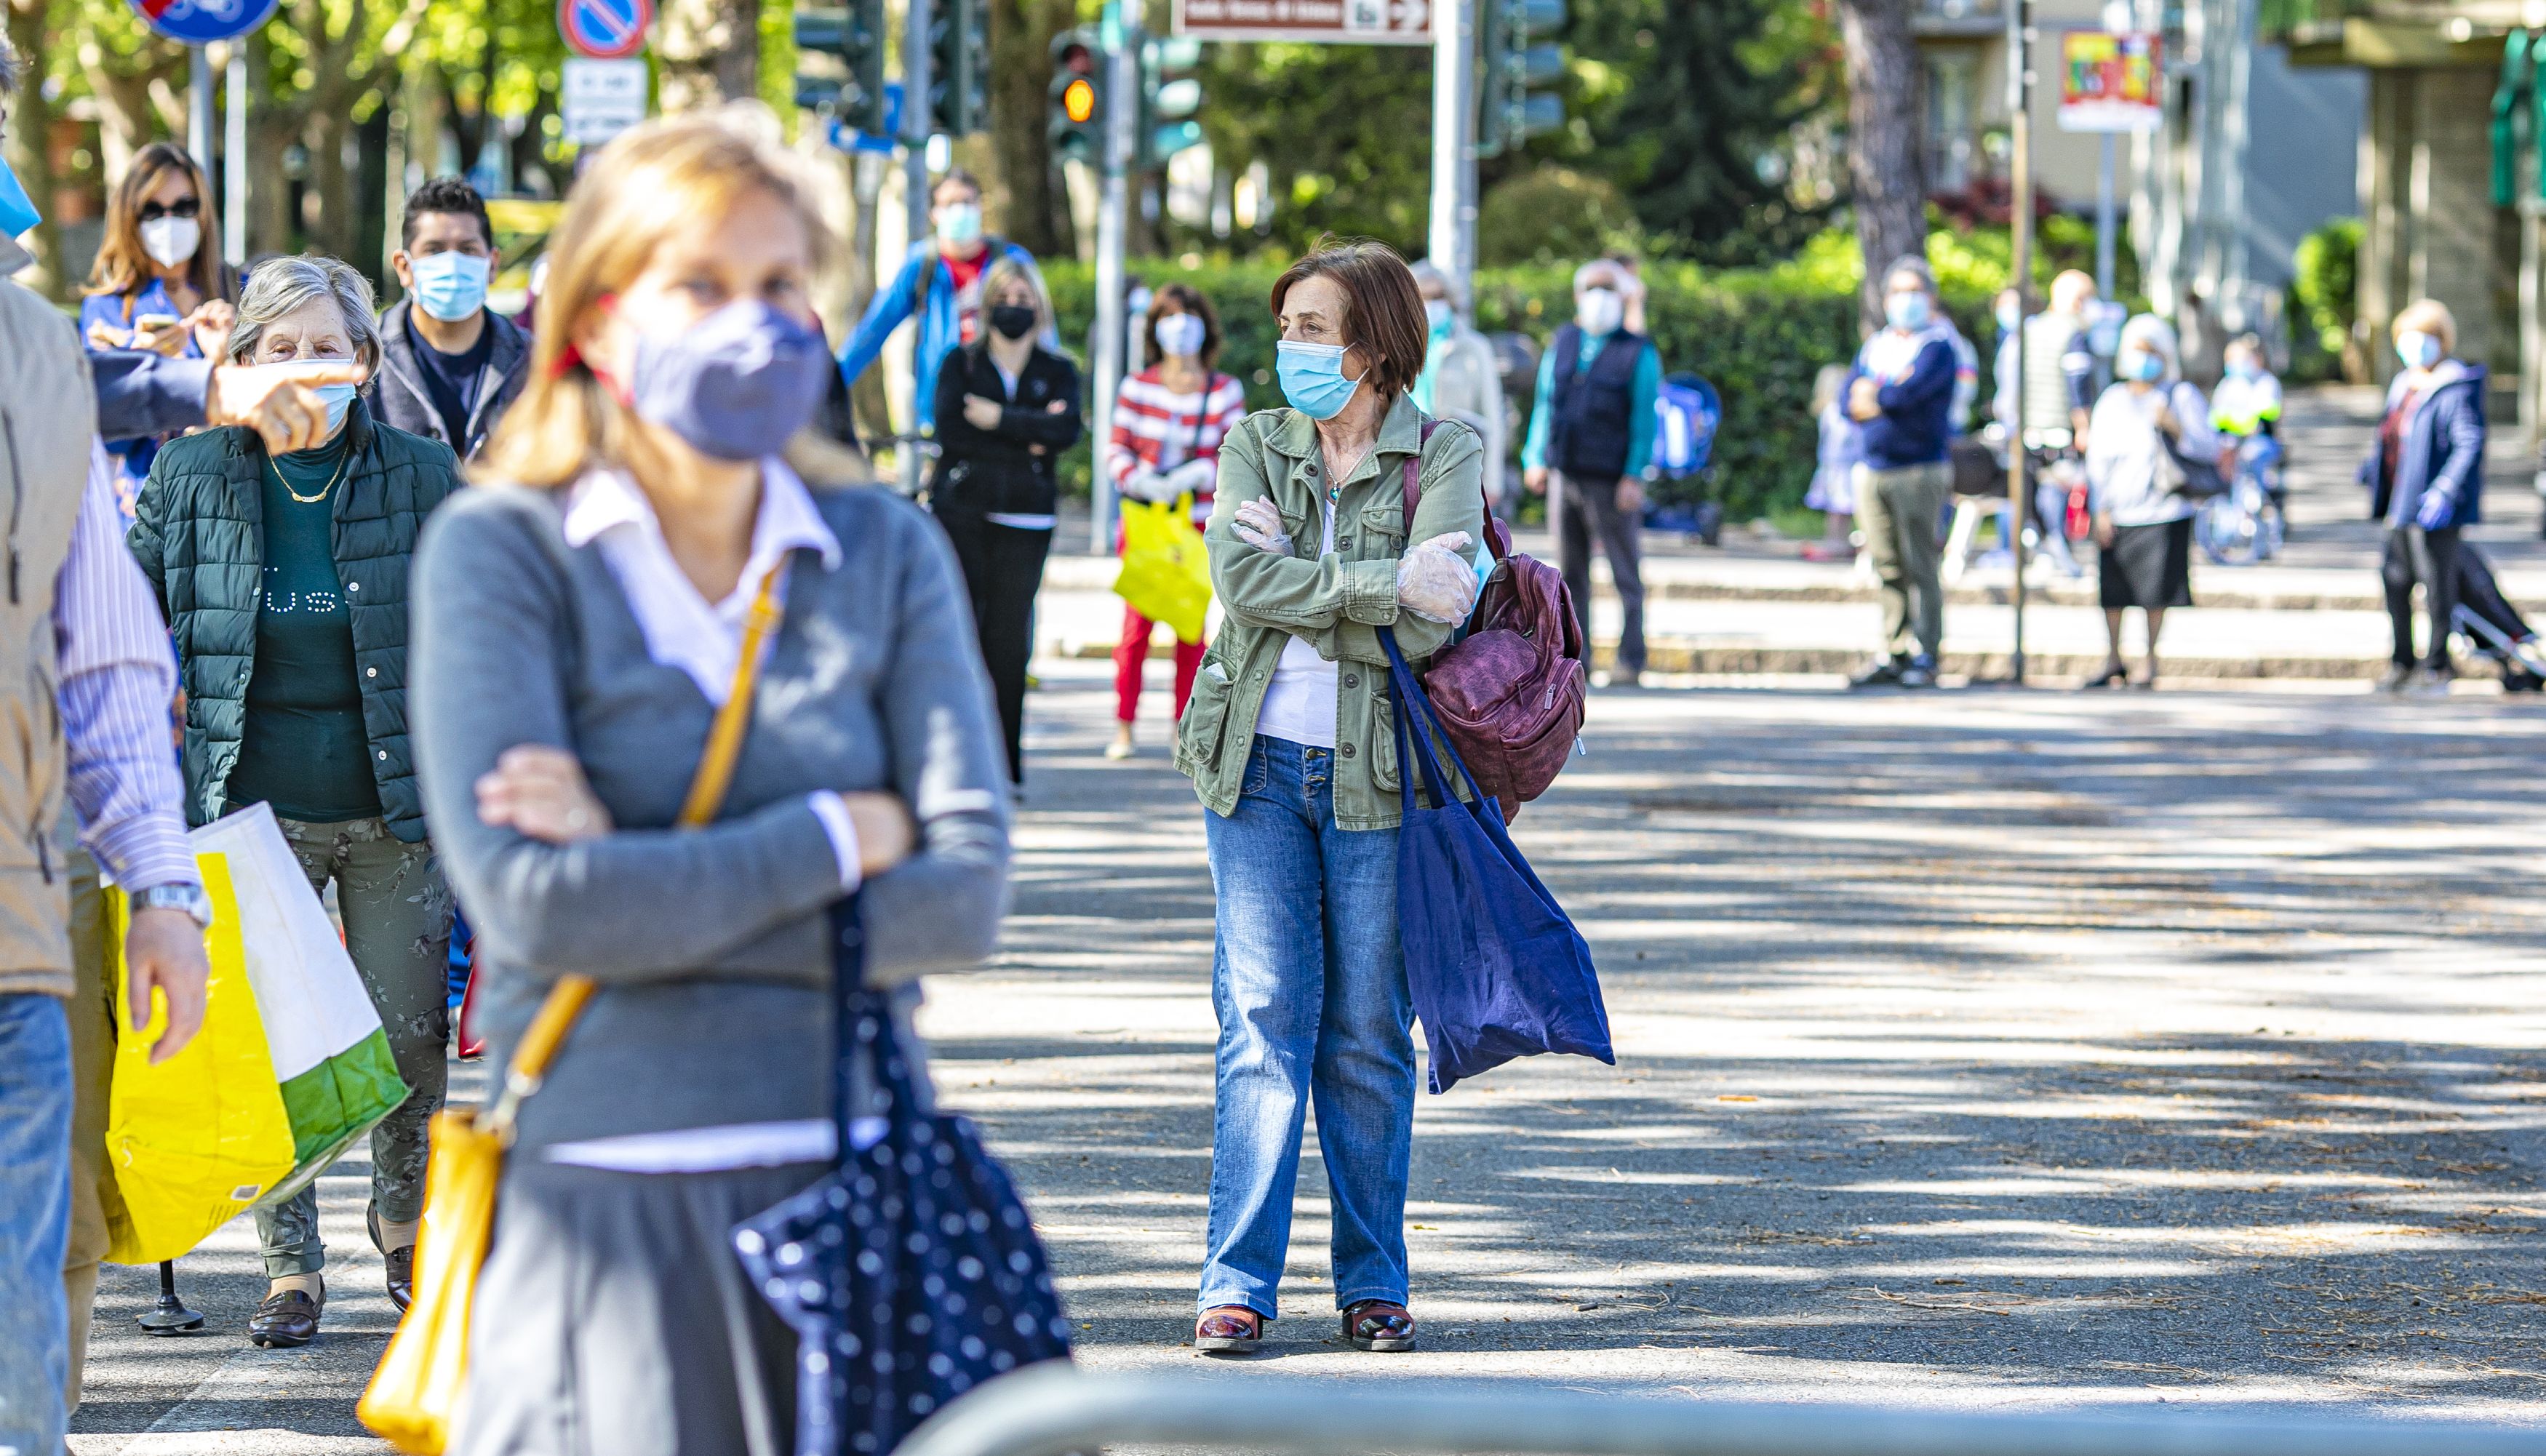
[2118,348,2163,383]
[314,382,359,434]
[1275,340,1366,420]
[0,156,39,244]
[1885,291,1932,332]
[2395,330,2441,370]
[935,202,983,247]
[410,251,491,323]
[1424,298,1453,337]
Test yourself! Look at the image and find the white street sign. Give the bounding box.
[562,57,649,147]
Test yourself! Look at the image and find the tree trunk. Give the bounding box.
[247,39,300,256]
[1835,0,1926,335]
[77,40,186,185]
[657,0,762,116]
[4,0,62,297]
[986,0,1076,257]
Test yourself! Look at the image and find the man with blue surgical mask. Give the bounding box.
[370,177,529,460]
[1520,257,1661,688]
[1843,255,1959,689]
[839,167,1050,437]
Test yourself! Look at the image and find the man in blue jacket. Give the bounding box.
[838,168,1047,441]
[1523,257,1661,688]
[1845,256,1958,689]
[2361,298,2487,694]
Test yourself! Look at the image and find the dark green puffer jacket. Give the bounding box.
[128,400,460,843]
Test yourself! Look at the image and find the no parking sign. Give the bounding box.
[558,0,651,60]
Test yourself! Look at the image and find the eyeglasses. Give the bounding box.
[137,197,201,223]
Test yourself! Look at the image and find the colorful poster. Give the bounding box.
[2058,30,2163,133]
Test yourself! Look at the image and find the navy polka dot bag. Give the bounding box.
[733,896,1073,1455]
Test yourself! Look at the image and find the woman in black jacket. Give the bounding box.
[929,256,1082,783]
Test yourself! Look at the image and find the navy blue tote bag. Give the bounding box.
[1380,628,1614,1094]
[733,896,1072,1456]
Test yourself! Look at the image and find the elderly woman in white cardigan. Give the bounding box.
[2083,314,2220,689]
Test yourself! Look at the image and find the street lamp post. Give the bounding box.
[2004,0,2032,684]
[901,0,934,496]
[1429,0,1477,312]
[1088,3,1136,554]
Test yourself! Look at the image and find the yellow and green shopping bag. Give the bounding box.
[1114,492,1212,644]
[100,854,295,1265]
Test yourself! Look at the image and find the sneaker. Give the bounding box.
[1898,656,1939,689]
[1104,728,1136,760]
[1849,656,1908,690]
[2410,663,2457,696]
[2374,663,2414,695]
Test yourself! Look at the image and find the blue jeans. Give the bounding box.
[0,993,71,1456]
[1200,735,1415,1320]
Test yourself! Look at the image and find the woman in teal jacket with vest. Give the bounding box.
[129,252,459,1350]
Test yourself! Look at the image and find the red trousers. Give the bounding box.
[1113,601,1205,724]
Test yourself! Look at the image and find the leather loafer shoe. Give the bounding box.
[248,1289,321,1348]
[369,1203,414,1313]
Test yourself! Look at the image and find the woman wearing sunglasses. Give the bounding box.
[81,142,236,513]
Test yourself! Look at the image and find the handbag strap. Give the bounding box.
[1399,417,1507,563]
[484,551,798,1137]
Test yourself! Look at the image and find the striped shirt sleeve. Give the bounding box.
[55,441,196,892]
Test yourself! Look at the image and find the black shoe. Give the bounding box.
[248,1289,321,1348]
[2375,663,2414,694]
[1849,657,1907,689]
[369,1203,413,1313]
[1898,656,1939,689]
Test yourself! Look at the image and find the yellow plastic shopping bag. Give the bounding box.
[101,854,297,1266]
[1114,493,1212,645]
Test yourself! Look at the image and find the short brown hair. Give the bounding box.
[1144,281,1222,370]
[1269,239,1429,404]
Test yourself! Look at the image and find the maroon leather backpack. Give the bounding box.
[1402,428,1587,820]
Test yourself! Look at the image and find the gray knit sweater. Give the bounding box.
[410,477,1011,1153]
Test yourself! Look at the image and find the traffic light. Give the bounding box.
[1137,36,1206,170]
[794,1,888,138]
[929,0,990,137]
[1048,28,1104,164]
[1477,0,1566,157]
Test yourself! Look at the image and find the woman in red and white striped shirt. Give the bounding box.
[1105,283,1250,759]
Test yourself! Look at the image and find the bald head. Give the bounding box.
[2051,271,2096,316]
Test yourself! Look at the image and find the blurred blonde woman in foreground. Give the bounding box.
[409,116,1011,1456]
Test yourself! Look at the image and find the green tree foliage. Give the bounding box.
[1192,39,1434,255]
[1561,0,1835,265]
[1474,166,1632,266]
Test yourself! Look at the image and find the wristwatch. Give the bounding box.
[132,881,215,931]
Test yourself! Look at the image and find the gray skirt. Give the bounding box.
[450,1159,828,1456]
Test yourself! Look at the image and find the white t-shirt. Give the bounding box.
[1251,500,1340,750]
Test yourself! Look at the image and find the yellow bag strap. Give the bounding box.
[484,552,797,1135]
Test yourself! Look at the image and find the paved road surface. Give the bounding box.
[69,660,2546,1450]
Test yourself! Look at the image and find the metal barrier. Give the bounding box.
[898,1366,2546,1456]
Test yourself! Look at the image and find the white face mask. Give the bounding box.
[1154,311,1207,360]
[1576,287,1624,336]
[140,215,201,270]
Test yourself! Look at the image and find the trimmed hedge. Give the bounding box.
[1045,257,1994,521]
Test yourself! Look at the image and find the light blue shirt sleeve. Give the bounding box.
[1520,345,1559,472]
[1624,342,1661,479]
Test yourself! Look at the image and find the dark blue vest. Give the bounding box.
[1547,324,1647,482]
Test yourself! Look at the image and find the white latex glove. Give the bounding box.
[1397,532,1479,624]
[1162,457,1218,496]
[1120,468,1176,504]
[1232,497,1294,555]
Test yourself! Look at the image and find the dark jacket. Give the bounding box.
[1547,322,1648,482]
[926,340,1083,521]
[127,399,460,842]
[367,299,532,461]
[91,350,214,441]
[2359,361,2487,529]
[1845,332,1958,470]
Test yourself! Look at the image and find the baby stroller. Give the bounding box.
[2451,543,2546,692]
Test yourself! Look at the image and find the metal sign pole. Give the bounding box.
[224,44,248,268]
[1427,0,1477,311]
[2004,0,2031,684]
[186,45,215,179]
[902,0,935,496]
[1088,4,1135,554]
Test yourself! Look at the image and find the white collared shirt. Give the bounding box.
[546,457,864,1175]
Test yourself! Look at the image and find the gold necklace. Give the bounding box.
[282,444,352,505]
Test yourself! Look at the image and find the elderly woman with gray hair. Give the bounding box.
[2083,313,2220,688]
[129,252,460,1348]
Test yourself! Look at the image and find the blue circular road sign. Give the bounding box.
[127,0,281,44]
[559,0,652,60]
